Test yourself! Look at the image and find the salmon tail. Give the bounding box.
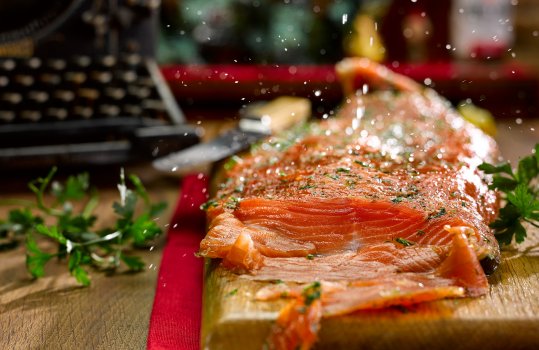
[335,57,422,96]
[437,226,489,296]
[267,282,322,350]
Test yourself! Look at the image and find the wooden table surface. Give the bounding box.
[0,165,178,350]
[0,118,537,350]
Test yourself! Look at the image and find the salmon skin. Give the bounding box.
[199,58,501,349]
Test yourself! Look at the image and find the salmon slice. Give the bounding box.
[267,282,323,350]
[199,59,501,349]
[246,242,447,283]
[254,228,485,316]
[222,231,263,271]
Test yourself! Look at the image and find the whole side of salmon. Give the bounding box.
[199,58,500,350]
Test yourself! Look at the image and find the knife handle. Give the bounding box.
[240,96,311,135]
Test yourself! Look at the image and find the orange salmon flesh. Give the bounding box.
[199,59,501,350]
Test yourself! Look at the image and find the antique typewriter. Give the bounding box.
[0,0,199,168]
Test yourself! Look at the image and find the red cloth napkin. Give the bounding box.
[147,173,209,350]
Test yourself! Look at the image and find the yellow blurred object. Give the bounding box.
[458,102,497,136]
[344,14,385,62]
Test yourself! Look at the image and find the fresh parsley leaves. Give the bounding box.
[395,237,415,246]
[0,167,166,286]
[302,281,322,306]
[479,144,539,246]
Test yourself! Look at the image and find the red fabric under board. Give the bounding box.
[147,173,209,350]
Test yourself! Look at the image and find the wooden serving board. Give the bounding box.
[202,231,539,350]
[200,118,539,350]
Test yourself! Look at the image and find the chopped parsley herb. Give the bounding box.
[200,199,218,211]
[226,288,238,297]
[233,184,244,193]
[428,207,446,220]
[0,167,166,286]
[299,184,316,190]
[272,279,284,284]
[277,170,286,177]
[225,196,241,210]
[306,253,315,260]
[416,230,426,236]
[354,160,370,167]
[461,201,467,207]
[325,174,339,181]
[336,167,350,173]
[391,196,404,203]
[224,155,242,171]
[396,237,415,246]
[302,281,321,306]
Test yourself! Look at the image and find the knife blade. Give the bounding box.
[152,96,311,173]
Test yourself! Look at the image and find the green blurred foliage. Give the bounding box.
[158,0,359,64]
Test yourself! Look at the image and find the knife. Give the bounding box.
[152,96,311,173]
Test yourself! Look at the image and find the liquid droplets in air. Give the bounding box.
[362,84,369,95]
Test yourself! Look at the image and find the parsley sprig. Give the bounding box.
[0,167,166,286]
[478,144,539,246]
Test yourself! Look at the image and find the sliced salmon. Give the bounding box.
[199,59,501,349]
[267,283,323,350]
[222,231,263,271]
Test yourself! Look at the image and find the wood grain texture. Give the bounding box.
[202,120,539,350]
[0,165,179,350]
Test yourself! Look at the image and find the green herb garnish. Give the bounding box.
[306,253,315,260]
[200,199,219,211]
[354,160,371,168]
[428,207,446,220]
[325,174,339,181]
[302,281,321,306]
[479,144,539,246]
[234,184,245,193]
[225,196,241,210]
[224,155,242,171]
[395,237,415,246]
[391,196,404,204]
[226,288,238,297]
[0,167,166,286]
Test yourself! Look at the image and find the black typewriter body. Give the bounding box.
[0,0,199,169]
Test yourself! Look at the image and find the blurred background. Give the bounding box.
[158,0,538,67]
[0,0,537,170]
[156,0,539,126]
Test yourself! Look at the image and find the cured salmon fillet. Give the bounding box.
[199,58,501,349]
